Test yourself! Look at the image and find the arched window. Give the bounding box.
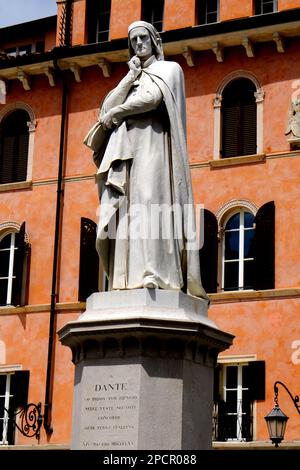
[0,223,30,306]
[0,110,29,184]
[221,79,257,158]
[200,201,275,293]
[142,0,165,32]
[222,210,255,291]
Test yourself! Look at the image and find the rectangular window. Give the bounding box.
[4,45,32,57]
[254,0,278,15]
[223,365,251,440]
[197,0,219,25]
[213,361,265,442]
[0,374,15,445]
[87,0,111,43]
[96,0,111,42]
[0,371,30,446]
[142,0,165,32]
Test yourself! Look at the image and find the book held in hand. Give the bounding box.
[83,121,109,152]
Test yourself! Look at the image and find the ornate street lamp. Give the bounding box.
[265,381,300,447]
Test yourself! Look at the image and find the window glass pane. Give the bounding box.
[224,262,239,290]
[225,231,239,260]
[209,0,218,12]
[0,279,8,306]
[244,212,255,228]
[226,366,237,388]
[206,12,217,23]
[242,389,250,413]
[263,1,276,14]
[0,251,10,277]
[0,234,12,249]
[226,213,240,230]
[225,414,237,439]
[142,0,164,31]
[6,416,15,445]
[0,396,5,416]
[0,376,6,396]
[244,260,254,289]
[242,366,249,388]
[225,390,237,413]
[244,229,254,258]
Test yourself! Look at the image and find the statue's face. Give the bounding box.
[129,27,152,60]
[294,99,300,112]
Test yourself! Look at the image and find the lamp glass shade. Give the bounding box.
[265,406,289,446]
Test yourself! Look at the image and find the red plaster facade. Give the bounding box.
[0,0,300,449]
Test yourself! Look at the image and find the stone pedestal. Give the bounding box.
[58,289,233,450]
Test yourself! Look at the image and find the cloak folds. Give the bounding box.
[95,59,208,301]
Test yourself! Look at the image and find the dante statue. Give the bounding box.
[85,21,207,300]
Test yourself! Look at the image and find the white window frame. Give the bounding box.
[213,71,264,160]
[0,232,17,306]
[204,0,220,24]
[0,102,36,186]
[257,0,278,15]
[142,0,165,32]
[221,209,255,291]
[0,373,14,445]
[222,364,250,441]
[96,0,111,42]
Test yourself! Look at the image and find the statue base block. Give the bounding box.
[58,289,233,450]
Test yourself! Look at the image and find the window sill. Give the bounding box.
[213,440,300,449]
[209,288,300,303]
[0,301,86,315]
[209,153,266,168]
[0,180,32,192]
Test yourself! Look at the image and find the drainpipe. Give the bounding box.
[43,71,68,435]
[43,0,72,436]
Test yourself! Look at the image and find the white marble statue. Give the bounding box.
[285,98,300,140]
[86,21,207,300]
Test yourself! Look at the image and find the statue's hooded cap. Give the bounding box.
[128,21,164,61]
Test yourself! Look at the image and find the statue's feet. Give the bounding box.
[143,277,159,289]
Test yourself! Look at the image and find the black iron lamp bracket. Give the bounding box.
[274,381,300,414]
[4,403,43,440]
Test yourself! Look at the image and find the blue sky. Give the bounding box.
[0,0,57,28]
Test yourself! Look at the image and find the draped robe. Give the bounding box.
[95,56,208,300]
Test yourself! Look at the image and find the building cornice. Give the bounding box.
[1,10,300,85]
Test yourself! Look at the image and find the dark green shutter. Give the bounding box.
[253,202,275,290]
[0,110,29,184]
[78,217,99,301]
[222,79,257,158]
[10,370,30,408]
[248,361,266,401]
[241,101,257,155]
[199,209,218,293]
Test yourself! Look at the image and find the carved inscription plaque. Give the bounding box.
[78,365,139,449]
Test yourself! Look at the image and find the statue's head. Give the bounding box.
[128,21,164,61]
[293,98,300,112]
